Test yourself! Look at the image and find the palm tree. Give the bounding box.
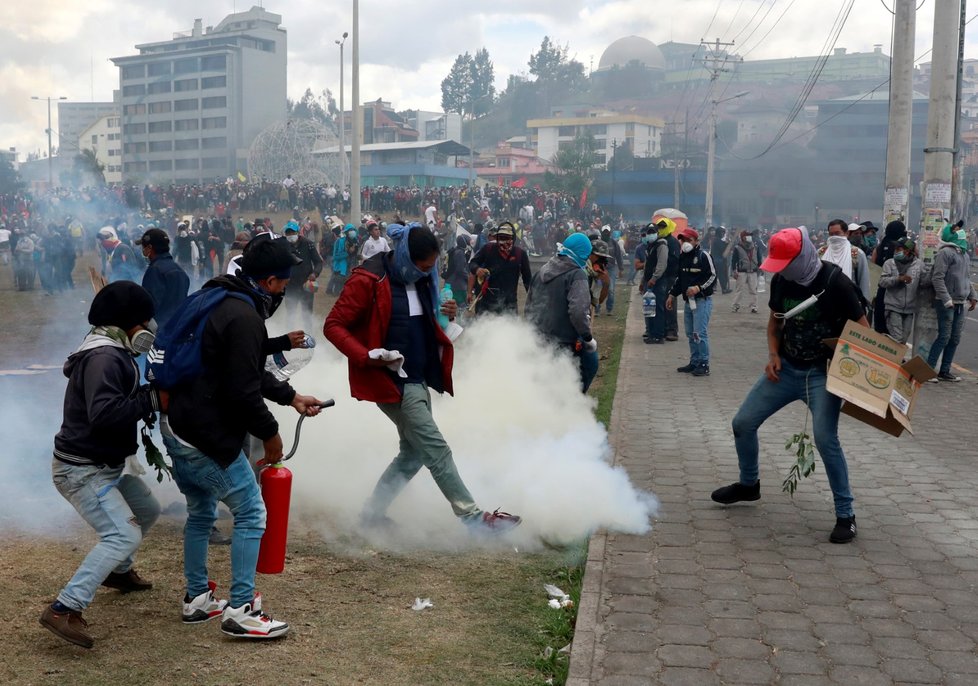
[75,148,106,185]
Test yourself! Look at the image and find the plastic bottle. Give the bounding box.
[642,290,656,317]
[265,336,316,381]
[688,296,698,312]
[437,284,453,330]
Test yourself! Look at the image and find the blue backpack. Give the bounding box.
[145,287,254,388]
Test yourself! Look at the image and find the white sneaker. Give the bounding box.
[220,593,289,639]
[182,580,228,624]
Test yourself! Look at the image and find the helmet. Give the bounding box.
[590,239,611,258]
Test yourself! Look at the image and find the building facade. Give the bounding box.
[78,115,123,183]
[111,7,286,185]
[57,101,119,155]
[527,111,664,167]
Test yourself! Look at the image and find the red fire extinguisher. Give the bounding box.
[256,399,334,574]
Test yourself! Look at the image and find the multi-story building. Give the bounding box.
[57,101,119,154]
[527,110,664,167]
[404,110,462,142]
[342,100,419,146]
[77,115,123,183]
[111,7,286,184]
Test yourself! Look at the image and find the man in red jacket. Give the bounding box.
[325,223,521,532]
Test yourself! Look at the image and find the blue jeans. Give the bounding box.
[645,280,671,340]
[52,460,160,611]
[161,424,266,607]
[683,296,713,366]
[367,383,481,520]
[606,265,619,312]
[731,360,854,517]
[927,302,965,374]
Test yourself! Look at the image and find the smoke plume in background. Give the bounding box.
[274,315,657,551]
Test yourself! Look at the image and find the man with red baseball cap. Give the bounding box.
[711,227,868,544]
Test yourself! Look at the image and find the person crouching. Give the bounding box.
[41,281,163,648]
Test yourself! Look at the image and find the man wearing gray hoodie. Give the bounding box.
[927,223,978,381]
[878,239,929,344]
[526,232,597,391]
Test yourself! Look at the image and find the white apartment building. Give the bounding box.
[78,115,123,183]
[527,111,664,167]
[111,7,287,184]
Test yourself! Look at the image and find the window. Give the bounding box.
[123,123,146,134]
[174,138,199,150]
[201,136,227,149]
[124,142,147,154]
[201,96,226,109]
[91,135,98,144]
[202,156,227,169]
[174,79,198,92]
[201,116,226,130]
[174,118,199,131]
[107,149,120,157]
[124,161,147,172]
[123,84,146,97]
[107,133,120,140]
[174,58,198,74]
[148,62,171,76]
[107,118,120,127]
[147,81,172,95]
[122,65,145,80]
[123,104,146,116]
[175,158,199,170]
[149,160,173,171]
[174,99,198,112]
[558,126,576,137]
[148,121,171,134]
[201,75,226,89]
[625,123,635,136]
[148,101,171,114]
[589,124,607,135]
[200,55,226,71]
[149,141,172,152]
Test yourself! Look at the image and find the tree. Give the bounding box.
[469,48,495,117]
[441,53,474,116]
[0,157,24,196]
[608,140,635,172]
[529,36,565,83]
[288,88,338,129]
[544,132,599,197]
[66,148,105,187]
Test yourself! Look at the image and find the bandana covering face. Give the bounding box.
[387,222,441,312]
[822,235,853,280]
[778,228,822,287]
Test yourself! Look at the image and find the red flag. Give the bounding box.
[511,177,526,188]
[578,185,588,209]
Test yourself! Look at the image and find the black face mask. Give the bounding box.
[268,291,285,317]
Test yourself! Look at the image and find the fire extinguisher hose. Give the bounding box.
[281,399,335,463]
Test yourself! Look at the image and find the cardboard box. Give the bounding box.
[825,321,936,437]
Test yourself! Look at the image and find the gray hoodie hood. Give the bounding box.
[538,254,582,284]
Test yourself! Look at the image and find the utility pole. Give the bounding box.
[336,32,348,188]
[31,95,66,188]
[914,0,962,359]
[610,138,618,214]
[882,0,916,225]
[952,0,968,220]
[350,0,361,224]
[665,119,684,208]
[698,39,737,227]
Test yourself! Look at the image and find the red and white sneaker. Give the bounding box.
[220,593,289,639]
[182,580,228,624]
[470,509,522,533]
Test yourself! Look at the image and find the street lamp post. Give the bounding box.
[31,95,67,188]
[335,32,348,188]
[350,0,361,224]
[705,90,749,227]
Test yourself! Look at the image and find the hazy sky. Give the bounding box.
[0,0,972,157]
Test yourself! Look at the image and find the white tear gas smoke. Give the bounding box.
[273,315,657,552]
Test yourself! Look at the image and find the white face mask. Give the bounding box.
[286,234,298,243]
[179,231,188,238]
[681,242,694,254]
[745,236,753,243]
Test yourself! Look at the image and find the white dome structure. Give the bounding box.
[597,36,666,72]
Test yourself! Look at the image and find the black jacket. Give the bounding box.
[469,243,532,311]
[167,275,296,468]
[54,338,160,467]
[288,235,323,285]
[142,252,190,326]
[671,246,717,300]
